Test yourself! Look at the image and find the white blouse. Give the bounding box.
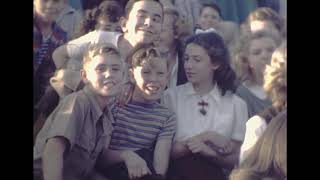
[239,115,267,163]
[162,83,248,142]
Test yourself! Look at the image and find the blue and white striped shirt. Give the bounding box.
[109,101,177,151]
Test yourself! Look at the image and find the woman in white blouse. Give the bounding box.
[162,32,248,179]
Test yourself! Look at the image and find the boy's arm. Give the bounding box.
[99,148,151,179]
[42,136,68,180]
[153,138,172,176]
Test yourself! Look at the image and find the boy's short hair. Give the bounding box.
[124,0,163,18]
[83,43,121,70]
[200,2,222,18]
[125,43,167,69]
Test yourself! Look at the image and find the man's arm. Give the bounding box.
[42,136,68,180]
[153,139,172,176]
[52,44,70,69]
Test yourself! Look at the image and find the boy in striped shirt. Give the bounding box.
[96,43,176,180]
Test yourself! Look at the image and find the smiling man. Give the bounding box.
[52,0,164,69]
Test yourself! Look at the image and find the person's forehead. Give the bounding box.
[202,6,219,15]
[130,1,162,16]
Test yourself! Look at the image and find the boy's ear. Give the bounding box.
[120,17,128,33]
[128,68,136,83]
[80,69,89,84]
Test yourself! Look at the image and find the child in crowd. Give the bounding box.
[163,32,248,180]
[96,43,176,180]
[33,0,67,107]
[231,109,287,180]
[233,30,281,118]
[156,6,188,88]
[33,43,125,180]
[239,42,287,163]
[74,0,123,38]
[56,0,83,40]
[196,3,240,50]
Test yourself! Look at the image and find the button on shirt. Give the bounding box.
[162,83,248,142]
[33,86,114,180]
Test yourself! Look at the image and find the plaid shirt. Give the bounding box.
[33,15,67,103]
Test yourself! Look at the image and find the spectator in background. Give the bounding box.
[239,42,287,163]
[232,30,281,118]
[56,0,83,40]
[230,109,287,180]
[195,2,240,50]
[33,0,67,115]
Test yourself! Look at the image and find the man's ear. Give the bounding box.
[120,16,128,33]
[80,69,88,84]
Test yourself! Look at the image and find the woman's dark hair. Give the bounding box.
[79,0,123,34]
[185,32,237,96]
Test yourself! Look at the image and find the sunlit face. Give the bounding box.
[250,20,281,39]
[124,1,163,45]
[82,54,124,98]
[198,6,221,30]
[248,37,277,82]
[34,0,64,22]
[131,58,168,102]
[184,43,217,84]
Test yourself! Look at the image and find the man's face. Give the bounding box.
[34,0,64,22]
[124,1,163,46]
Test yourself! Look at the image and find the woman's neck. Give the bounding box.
[192,81,215,96]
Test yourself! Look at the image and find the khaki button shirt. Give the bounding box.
[34,86,114,180]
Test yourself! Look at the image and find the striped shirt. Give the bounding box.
[109,101,177,151]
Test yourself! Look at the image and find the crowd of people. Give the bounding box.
[33,0,287,180]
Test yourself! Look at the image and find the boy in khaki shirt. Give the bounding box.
[33,43,125,180]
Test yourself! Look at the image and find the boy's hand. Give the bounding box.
[121,151,151,179]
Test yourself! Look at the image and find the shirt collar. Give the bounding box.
[184,82,222,103]
[83,85,115,125]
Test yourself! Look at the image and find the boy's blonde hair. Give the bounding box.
[264,42,287,111]
[83,43,122,70]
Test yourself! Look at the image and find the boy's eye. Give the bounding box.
[153,16,161,23]
[252,50,261,56]
[184,56,189,61]
[158,72,165,76]
[95,66,107,72]
[143,71,150,74]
